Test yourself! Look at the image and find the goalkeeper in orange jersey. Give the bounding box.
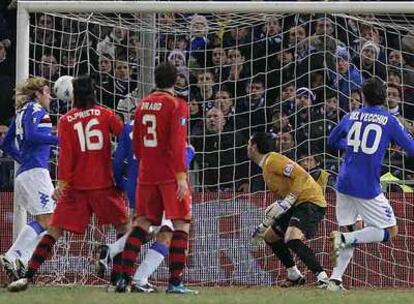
[249,132,329,287]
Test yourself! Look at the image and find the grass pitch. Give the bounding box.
[1,286,413,304]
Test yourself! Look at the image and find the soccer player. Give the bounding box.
[114,62,196,294]
[249,132,329,287]
[0,77,57,281]
[8,75,129,292]
[327,78,414,291]
[98,117,195,292]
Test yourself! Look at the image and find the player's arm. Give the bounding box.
[54,118,74,199]
[170,100,188,181]
[108,110,124,138]
[113,125,129,190]
[170,100,189,201]
[185,143,195,168]
[132,109,142,160]
[24,106,58,145]
[0,118,23,163]
[327,115,349,151]
[390,116,414,156]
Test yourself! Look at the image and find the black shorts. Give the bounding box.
[271,202,326,239]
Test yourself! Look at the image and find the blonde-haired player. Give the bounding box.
[0,77,57,281]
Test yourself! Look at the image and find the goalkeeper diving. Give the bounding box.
[249,132,329,287]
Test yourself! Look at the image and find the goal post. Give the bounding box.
[9,0,414,287]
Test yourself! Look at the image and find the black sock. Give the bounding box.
[110,233,124,284]
[266,239,295,269]
[286,239,323,275]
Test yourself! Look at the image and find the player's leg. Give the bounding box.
[131,217,173,293]
[283,203,328,287]
[262,213,304,287]
[8,189,90,292]
[2,169,54,281]
[329,192,363,291]
[106,185,160,292]
[162,183,197,294]
[328,221,362,291]
[339,194,397,245]
[167,219,198,294]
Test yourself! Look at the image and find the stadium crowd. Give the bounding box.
[1,2,414,192]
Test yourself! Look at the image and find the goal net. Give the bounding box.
[2,3,414,287]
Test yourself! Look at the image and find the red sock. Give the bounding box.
[110,233,124,284]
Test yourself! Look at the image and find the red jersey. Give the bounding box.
[58,105,123,190]
[133,91,188,184]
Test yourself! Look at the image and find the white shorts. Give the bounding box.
[15,168,55,216]
[336,192,396,228]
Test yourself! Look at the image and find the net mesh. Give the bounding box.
[2,10,414,287]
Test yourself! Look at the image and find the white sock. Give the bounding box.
[287,265,302,281]
[343,227,385,245]
[330,246,354,282]
[6,221,45,264]
[108,234,128,259]
[133,242,168,285]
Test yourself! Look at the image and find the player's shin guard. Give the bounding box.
[26,234,56,279]
[286,239,323,275]
[121,227,147,279]
[266,240,295,269]
[168,230,188,286]
[111,233,125,284]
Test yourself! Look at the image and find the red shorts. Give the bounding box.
[51,187,128,234]
[136,183,192,226]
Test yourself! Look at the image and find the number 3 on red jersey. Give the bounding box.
[142,114,157,147]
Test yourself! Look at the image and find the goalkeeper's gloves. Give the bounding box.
[265,193,297,220]
[251,218,273,246]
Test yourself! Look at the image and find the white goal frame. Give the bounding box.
[13,0,414,239]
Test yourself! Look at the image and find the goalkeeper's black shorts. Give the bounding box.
[271,202,326,239]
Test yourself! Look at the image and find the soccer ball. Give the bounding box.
[54,75,74,102]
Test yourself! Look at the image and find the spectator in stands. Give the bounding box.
[254,15,282,73]
[275,131,295,159]
[0,39,12,77]
[175,73,189,98]
[291,87,324,154]
[227,47,251,97]
[32,14,57,53]
[297,152,333,192]
[349,89,363,112]
[167,49,188,78]
[192,107,247,192]
[353,40,386,81]
[112,58,137,108]
[278,81,296,115]
[37,53,59,82]
[331,46,363,112]
[96,27,127,58]
[214,85,246,132]
[389,49,414,88]
[236,76,268,137]
[192,70,216,111]
[96,53,115,108]
[268,108,291,134]
[209,47,229,81]
[223,26,252,60]
[188,14,209,67]
[387,84,402,117]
